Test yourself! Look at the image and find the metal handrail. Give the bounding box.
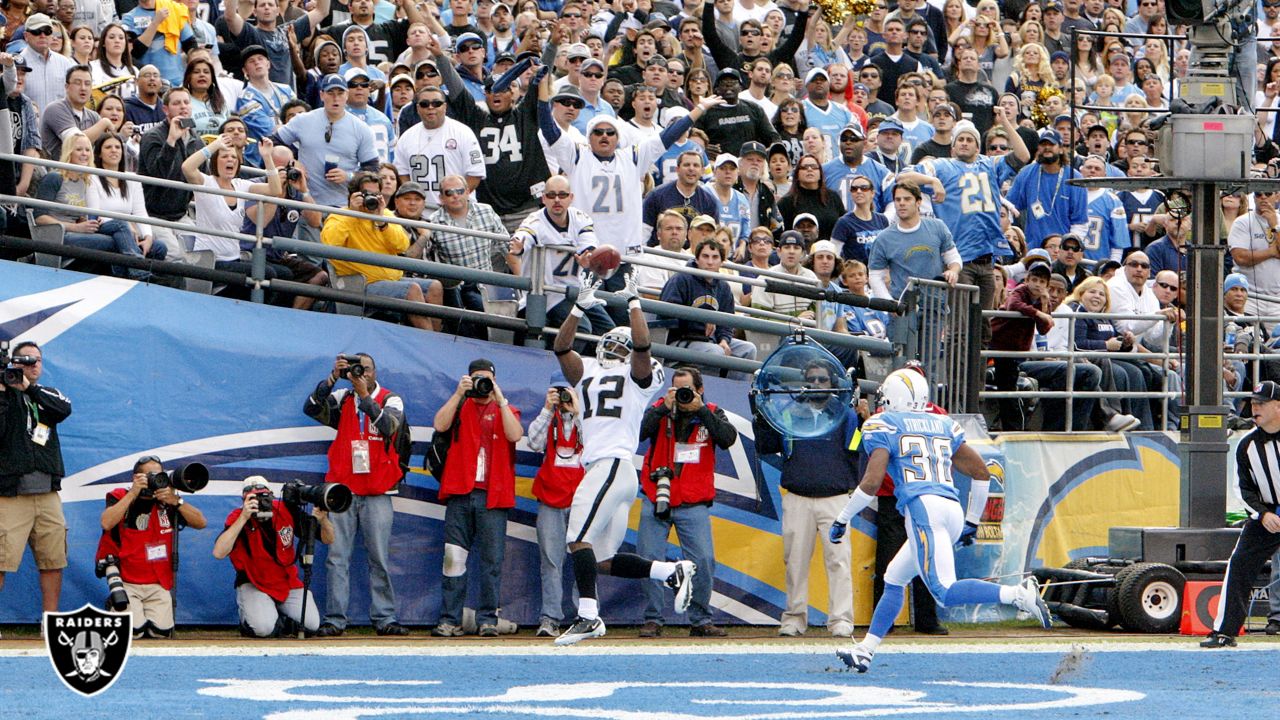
[642,246,823,287]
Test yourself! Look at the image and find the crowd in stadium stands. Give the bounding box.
[4,0,1280,433]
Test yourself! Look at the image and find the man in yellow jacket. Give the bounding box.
[321,173,443,332]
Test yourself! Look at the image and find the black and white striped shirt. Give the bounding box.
[1235,428,1280,519]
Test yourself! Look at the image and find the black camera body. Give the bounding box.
[140,463,209,500]
[282,480,353,514]
[675,386,696,405]
[1,341,38,386]
[557,388,573,405]
[338,354,366,380]
[95,555,130,611]
[361,192,381,212]
[650,466,674,520]
[467,375,495,398]
[285,162,303,183]
[250,487,275,522]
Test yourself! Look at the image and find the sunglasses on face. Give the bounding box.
[741,29,761,37]
[459,43,484,52]
[348,81,371,89]
[1126,261,1150,269]
[989,143,1009,151]
[417,68,439,78]
[798,164,820,170]
[1126,139,1149,146]
[851,184,873,192]
[544,191,571,200]
[562,12,582,18]
[591,128,617,137]
[1156,281,1178,291]
[418,99,446,108]
[555,98,585,109]
[441,187,467,197]
[581,71,604,79]
[1062,244,1081,252]
[27,26,53,36]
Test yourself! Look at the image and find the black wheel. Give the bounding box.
[1115,562,1185,633]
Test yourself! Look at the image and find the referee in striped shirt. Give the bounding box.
[1202,381,1280,648]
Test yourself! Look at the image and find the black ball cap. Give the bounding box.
[469,358,496,375]
[241,45,270,63]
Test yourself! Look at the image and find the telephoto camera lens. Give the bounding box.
[282,480,353,513]
[651,467,674,520]
[469,375,495,397]
[675,387,696,404]
[96,556,130,611]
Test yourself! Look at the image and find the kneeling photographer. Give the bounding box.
[212,477,345,638]
[636,368,737,637]
[96,456,208,638]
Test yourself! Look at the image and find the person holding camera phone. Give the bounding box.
[0,341,72,629]
[96,456,207,638]
[430,359,524,637]
[321,171,444,332]
[139,86,207,264]
[303,353,411,637]
[213,477,335,637]
[636,367,737,638]
[525,379,585,638]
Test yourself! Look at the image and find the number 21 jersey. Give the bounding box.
[575,357,665,465]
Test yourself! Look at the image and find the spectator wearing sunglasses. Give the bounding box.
[569,58,616,135]
[425,174,514,340]
[18,13,77,113]
[701,2,810,80]
[393,85,485,207]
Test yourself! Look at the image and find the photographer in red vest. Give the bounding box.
[636,367,738,638]
[96,456,207,638]
[212,477,334,638]
[303,352,410,637]
[526,378,585,638]
[431,358,524,637]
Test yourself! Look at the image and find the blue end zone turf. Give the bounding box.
[1,643,1277,718]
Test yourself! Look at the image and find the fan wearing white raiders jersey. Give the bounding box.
[537,71,725,256]
[549,269,696,646]
[394,86,486,206]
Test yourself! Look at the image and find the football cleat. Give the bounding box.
[666,560,697,613]
[1012,576,1053,629]
[836,643,875,673]
[554,616,606,646]
[1199,632,1237,648]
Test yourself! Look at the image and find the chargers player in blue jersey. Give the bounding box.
[829,369,1051,673]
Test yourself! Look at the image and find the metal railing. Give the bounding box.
[2,154,902,378]
[897,278,982,414]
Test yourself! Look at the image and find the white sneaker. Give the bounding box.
[1012,577,1053,629]
[536,619,559,638]
[830,621,854,638]
[554,616,606,646]
[666,560,697,613]
[836,643,875,673]
[1105,413,1140,432]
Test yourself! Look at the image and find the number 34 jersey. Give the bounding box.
[575,357,666,465]
[862,410,966,511]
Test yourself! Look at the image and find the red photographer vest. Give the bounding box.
[95,488,175,590]
[439,398,521,509]
[226,502,301,602]
[327,386,403,496]
[533,413,584,509]
[640,400,718,507]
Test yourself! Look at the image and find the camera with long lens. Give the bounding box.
[94,555,130,611]
[281,480,353,514]
[285,162,303,183]
[467,375,495,398]
[361,192,381,212]
[140,462,209,500]
[337,354,365,380]
[556,388,572,405]
[650,466,674,520]
[675,386,696,405]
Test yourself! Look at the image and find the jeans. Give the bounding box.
[445,281,488,340]
[636,496,716,626]
[324,493,398,629]
[64,219,145,278]
[1019,360,1100,431]
[1111,359,1152,429]
[672,338,758,381]
[440,489,508,628]
[959,259,996,345]
[535,503,572,623]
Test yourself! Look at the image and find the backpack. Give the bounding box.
[425,415,459,480]
[374,389,413,479]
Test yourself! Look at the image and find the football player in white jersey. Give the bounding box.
[549,269,696,645]
[393,86,487,206]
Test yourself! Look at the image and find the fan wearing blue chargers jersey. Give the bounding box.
[829,369,1052,673]
[897,118,1024,340]
[1005,127,1088,250]
[823,123,893,215]
[1079,154,1132,264]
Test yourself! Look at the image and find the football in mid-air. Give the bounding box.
[587,245,622,277]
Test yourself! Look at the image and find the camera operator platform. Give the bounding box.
[1066,0,1280,573]
[96,456,208,638]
